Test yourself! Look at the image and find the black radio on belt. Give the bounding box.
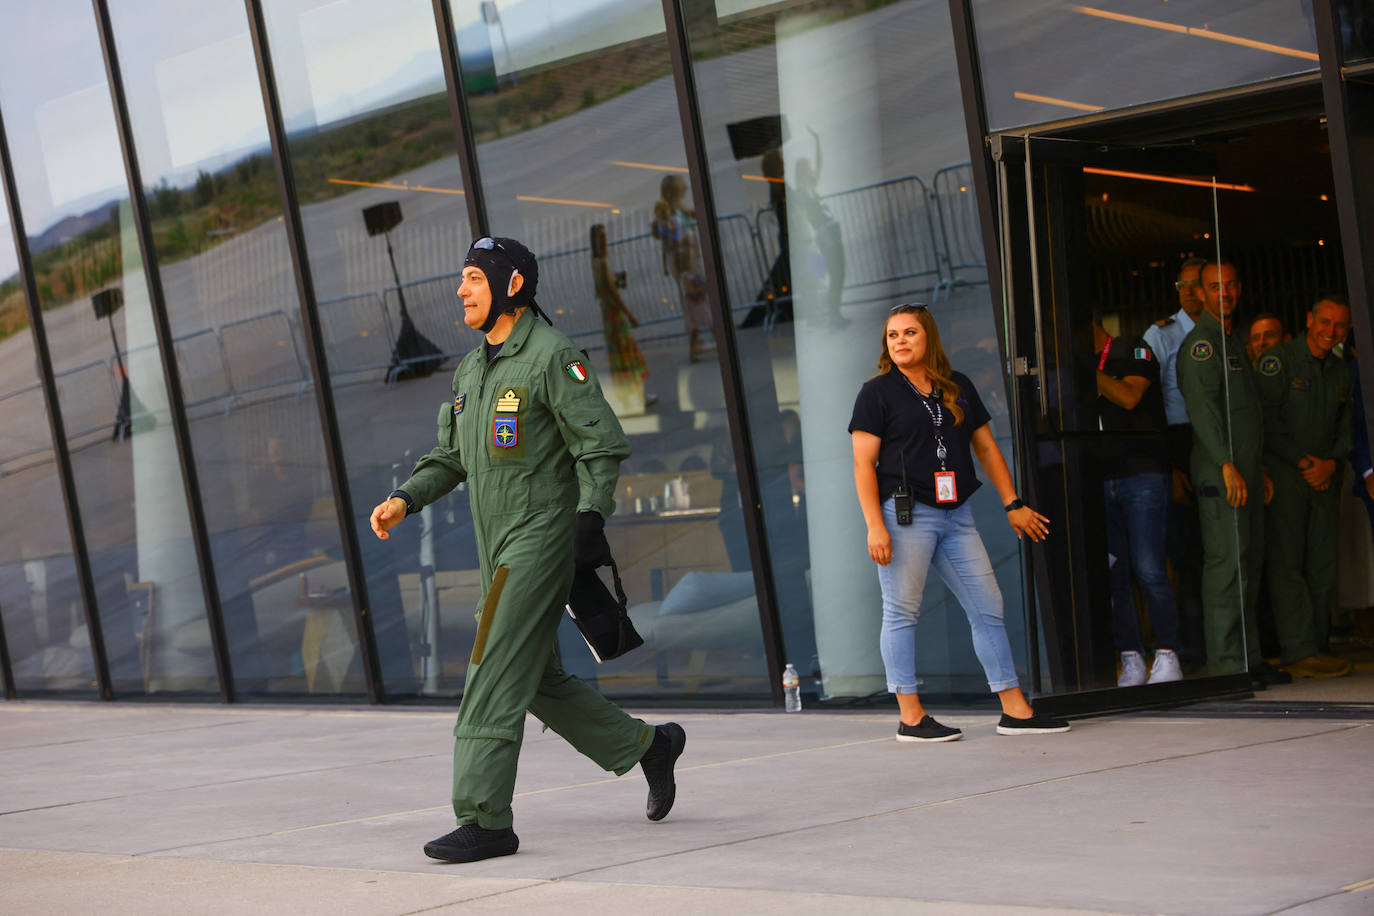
[893,485,914,526]
[894,447,914,525]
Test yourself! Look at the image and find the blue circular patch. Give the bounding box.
[1189,340,1213,362]
[1258,354,1282,376]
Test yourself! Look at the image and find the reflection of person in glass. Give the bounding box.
[590,224,652,414]
[368,237,684,863]
[651,174,710,362]
[793,125,846,328]
[849,304,1069,742]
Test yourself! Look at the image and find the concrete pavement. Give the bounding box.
[2,700,1372,915]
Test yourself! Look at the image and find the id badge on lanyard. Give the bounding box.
[933,435,956,503]
[935,469,957,503]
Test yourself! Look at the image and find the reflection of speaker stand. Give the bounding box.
[93,287,151,442]
[363,202,443,383]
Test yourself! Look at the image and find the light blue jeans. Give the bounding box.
[876,497,1019,694]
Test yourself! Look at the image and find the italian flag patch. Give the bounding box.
[1134,347,1152,361]
[564,360,588,383]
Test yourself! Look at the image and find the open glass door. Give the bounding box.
[991,133,1257,708]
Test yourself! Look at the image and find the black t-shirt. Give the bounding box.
[848,369,992,510]
[1096,335,1168,478]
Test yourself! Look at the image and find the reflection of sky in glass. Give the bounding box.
[155,31,268,172]
[35,84,127,215]
[452,0,664,73]
[296,0,445,125]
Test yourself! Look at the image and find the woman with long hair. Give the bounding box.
[650,174,710,362]
[590,224,652,414]
[849,304,1069,741]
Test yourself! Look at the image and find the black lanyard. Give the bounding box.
[900,374,948,469]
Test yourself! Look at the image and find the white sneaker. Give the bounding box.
[1118,650,1147,687]
[1147,648,1184,684]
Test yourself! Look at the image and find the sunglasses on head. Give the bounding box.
[471,236,513,257]
[889,302,929,313]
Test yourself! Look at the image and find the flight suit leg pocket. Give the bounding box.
[471,566,510,665]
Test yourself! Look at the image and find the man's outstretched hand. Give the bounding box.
[370,497,407,540]
[573,511,613,568]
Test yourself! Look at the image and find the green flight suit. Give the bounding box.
[1176,311,1263,675]
[1252,337,1353,662]
[400,309,651,830]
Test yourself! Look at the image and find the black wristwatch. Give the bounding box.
[388,489,415,516]
[1004,498,1025,512]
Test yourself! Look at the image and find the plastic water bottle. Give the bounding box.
[782,663,802,712]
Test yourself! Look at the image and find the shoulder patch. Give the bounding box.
[1189,340,1213,362]
[1133,347,1153,362]
[1257,354,1281,377]
[564,360,589,383]
[1155,317,1173,327]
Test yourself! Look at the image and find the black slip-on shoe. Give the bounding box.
[641,722,686,822]
[896,715,963,743]
[996,712,1071,735]
[423,824,519,863]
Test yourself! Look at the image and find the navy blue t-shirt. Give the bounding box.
[848,369,992,510]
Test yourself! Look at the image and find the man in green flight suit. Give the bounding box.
[1253,296,1355,679]
[369,236,686,863]
[1176,261,1277,687]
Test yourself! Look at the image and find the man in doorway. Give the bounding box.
[1253,295,1356,678]
[1142,257,1207,667]
[1093,316,1183,686]
[369,236,685,863]
[1246,312,1289,364]
[1176,261,1281,689]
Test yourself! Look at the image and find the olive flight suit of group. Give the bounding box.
[1252,336,1353,663]
[400,309,652,830]
[1176,311,1264,675]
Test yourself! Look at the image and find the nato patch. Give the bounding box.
[454,393,466,415]
[1258,354,1281,377]
[493,417,518,448]
[564,360,589,383]
[1189,340,1213,361]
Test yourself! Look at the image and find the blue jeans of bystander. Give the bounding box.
[875,497,1019,694]
[1103,472,1181,654]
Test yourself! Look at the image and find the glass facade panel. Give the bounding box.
[972,1,1319,131]
[448,0,772,701]
[0,0,213,696]
[261,0,469,696]
[683,1,1024,704]
[106,0,364,697]
[0,147,94,695]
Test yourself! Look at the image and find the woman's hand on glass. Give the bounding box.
[1007,505,1049,542]
[867,524,892,566]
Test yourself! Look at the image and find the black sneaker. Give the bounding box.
[996,712,1071,735]
[640,722,686,822]
[1251,661,1293,686]
[896,715,962,743]
[423,824,519,863]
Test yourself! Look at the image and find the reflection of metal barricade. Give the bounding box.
[715,212,769,316]
[821,174,945,300]
[0,381,52,469]
[316,291,394,382]
[172,328,232,409]
[219,309,310,412]
[53,359,119,441]
[932,162,988,292]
